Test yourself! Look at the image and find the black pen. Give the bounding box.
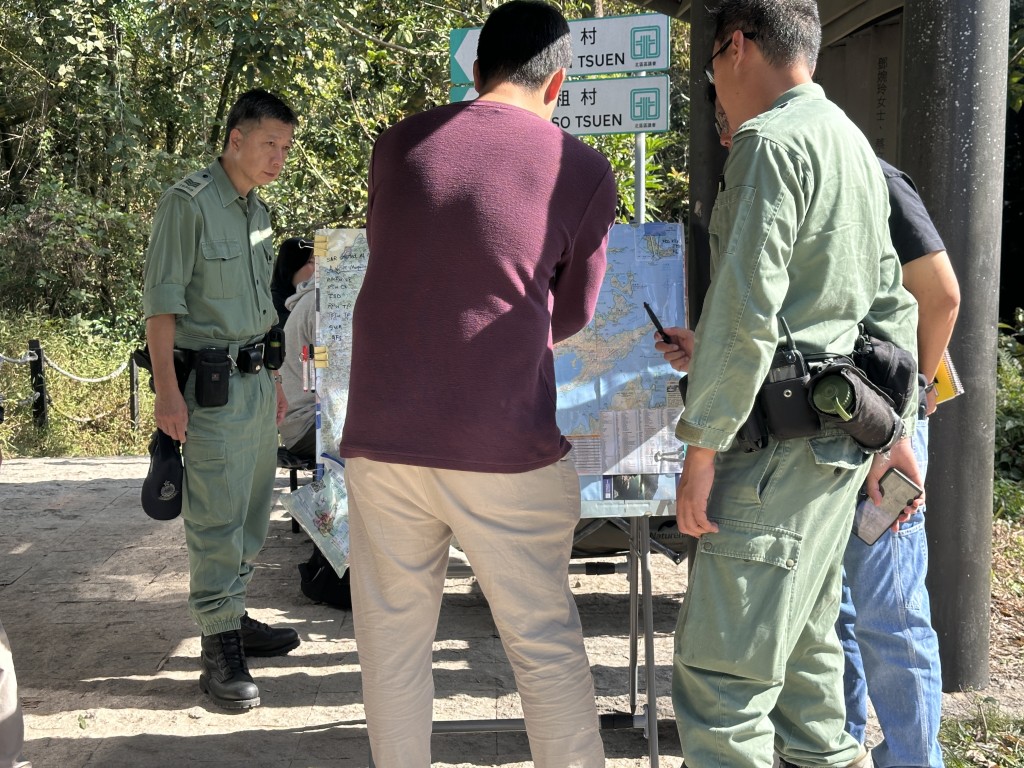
[643,302,673,345]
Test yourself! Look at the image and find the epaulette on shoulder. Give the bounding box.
[170,169,215,199]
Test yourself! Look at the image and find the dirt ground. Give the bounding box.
[0,456,1021,768]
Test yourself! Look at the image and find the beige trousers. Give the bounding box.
[345,456,605,768]
[0,616,25,768]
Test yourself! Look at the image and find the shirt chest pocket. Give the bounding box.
[709,184,756,264]
[201,239,244,300]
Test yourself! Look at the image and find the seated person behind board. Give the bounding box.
[271,237,313,330]
[279,270,316,460]
[280,266,351,612]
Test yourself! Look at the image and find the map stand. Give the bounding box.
[313,225,686,768]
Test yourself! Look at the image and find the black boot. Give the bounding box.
[199,630,260,710]
[239,612,301,657]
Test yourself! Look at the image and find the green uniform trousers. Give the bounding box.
[181,367,278,636]
[673,436,869,768]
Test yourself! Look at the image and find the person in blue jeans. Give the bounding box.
[837,159,961,768]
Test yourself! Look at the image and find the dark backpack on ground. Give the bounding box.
[298,545,352,610]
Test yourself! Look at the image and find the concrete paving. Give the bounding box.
[0,457,688,768]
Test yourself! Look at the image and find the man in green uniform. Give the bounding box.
[143,89,300,710]
[657,2,923,766]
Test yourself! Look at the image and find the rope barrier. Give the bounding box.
[2,342,138,430]
[43,355,128,383]
[3,348,129,381]
[0,351,38,364]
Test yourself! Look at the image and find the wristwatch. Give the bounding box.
[272,373,283,384]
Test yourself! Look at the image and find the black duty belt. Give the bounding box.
[174,343,265,375]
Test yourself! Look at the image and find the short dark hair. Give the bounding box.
[223,89,298,150]
[710,0,821,72]
[273,237,314,291]
[476,0,572,91]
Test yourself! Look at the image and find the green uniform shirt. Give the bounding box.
[143,159,277,349]
[677,84,918,457]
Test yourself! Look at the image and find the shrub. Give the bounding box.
[0,184,149,344]
[995,307,1024,521]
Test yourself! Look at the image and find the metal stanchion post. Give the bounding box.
[28,339,47,428]
[638,514,659,768]
[129,356,140,430]
[628,517,640,713]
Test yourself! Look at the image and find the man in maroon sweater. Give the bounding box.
[339,2,616,765]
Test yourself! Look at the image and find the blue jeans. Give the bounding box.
[837,418,944,768]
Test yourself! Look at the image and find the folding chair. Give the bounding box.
[277,446,316,532]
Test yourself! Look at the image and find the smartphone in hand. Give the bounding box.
[852,467,923,545]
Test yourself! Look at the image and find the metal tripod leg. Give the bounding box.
[636,515,660,768]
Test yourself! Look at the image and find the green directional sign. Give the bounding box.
[450,75,670,137]
[449,27,477,85]
[450,13,670,85]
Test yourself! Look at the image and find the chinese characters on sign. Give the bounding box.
[574,22,663,70]
[875,56,888,154]
[450,76,670,136]
[549,78,668,133]
[450,13,671,137]
[449,14,670,82]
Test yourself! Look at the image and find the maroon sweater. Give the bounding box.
[339,100,616,473]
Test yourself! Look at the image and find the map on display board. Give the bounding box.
[553,222,685,516]
[312,222,686,518]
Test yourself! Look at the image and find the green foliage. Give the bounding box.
[0,314,154,458]
[940,698,1024,767]
[995,308,1024,521]
[1,0,692,318]
[0,183,147,342]
[1011,0,1024,112]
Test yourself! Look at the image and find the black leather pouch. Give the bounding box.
[758,348,820,439]
[735,405,770,452]
[853,329,917,415]
[194,349,231,407]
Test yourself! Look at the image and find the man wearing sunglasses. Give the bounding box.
[656,2,921,766]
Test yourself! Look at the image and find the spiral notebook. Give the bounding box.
[934,349,964,404]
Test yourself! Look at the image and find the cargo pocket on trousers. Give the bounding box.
[807,434,866,471]
[678,518,801,683]
[182,437,233,526]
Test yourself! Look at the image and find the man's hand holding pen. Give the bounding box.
[655,326,695,373]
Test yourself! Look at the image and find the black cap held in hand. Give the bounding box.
[141,429,183,520]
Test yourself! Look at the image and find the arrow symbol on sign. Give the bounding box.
[449,27,482,85]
